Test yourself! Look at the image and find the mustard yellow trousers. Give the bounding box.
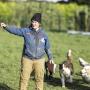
[19,57,45,90]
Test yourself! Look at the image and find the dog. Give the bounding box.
[59,49,74,88]
[79,57,90,83]
[45,60,57,80]
[30,60,57,81]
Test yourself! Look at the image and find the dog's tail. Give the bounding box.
[67,49,74,74]
[67,49,72,63]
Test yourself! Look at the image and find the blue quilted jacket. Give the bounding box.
[5,26,53,60]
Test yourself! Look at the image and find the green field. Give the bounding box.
[0,29,90,90]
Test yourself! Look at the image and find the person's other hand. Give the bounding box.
[49,60,54,64]
[0,23,7,28]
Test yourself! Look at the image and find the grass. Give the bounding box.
[0,29,90,90]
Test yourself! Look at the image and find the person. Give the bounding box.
[79,57,90,83]
[0,13,53,90]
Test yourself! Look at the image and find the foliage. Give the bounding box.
[0,2,89,31]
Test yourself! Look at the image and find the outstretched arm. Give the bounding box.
[0,23,26,36]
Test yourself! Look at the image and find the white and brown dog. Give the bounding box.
[79,57,90,83]
[45,60,57,80]
[59,49,74,88]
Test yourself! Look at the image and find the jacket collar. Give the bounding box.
[30,27,42,33]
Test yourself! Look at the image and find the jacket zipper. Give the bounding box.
[35,32,39,58]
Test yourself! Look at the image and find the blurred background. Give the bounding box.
[0,1,90,90]
[0,0,90,32]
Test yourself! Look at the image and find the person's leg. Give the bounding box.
[34,58,45,90]
[19,57,33,90]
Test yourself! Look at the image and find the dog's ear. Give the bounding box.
[59,64,62,70]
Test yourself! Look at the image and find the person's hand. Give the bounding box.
[0,23,7,28]
[49,59,54,64]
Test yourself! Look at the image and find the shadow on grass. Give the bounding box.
[67,78,90,90]
[0,83,13,90]
[44,76,61,87]
[44,76,90,90]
